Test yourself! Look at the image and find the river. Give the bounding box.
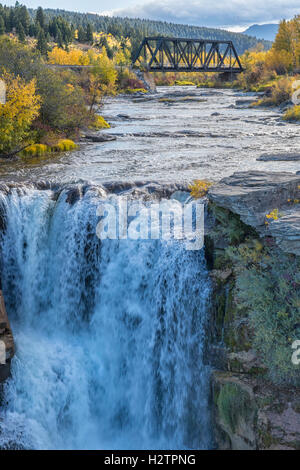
[0,86,299,184]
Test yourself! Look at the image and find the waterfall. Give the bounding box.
[0,187,212,450]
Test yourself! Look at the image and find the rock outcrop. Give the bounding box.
[213,371,300,450]
[0,290,14,383]
[208,171,300,255]
[206,171,300,450]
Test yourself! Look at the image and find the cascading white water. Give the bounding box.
[0,187,212,450]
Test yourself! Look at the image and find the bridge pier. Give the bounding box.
[218,71,236,82]
[132,69,157,93]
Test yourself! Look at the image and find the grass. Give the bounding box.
[217,383,254,433]
[22,139,78,157]
[283,105,300,121]
[124,88,148,94]
[174,80,195,86]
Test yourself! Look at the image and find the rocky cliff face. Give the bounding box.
[208,171,300,256]
[207,171,300,450]
[0,290,14,384]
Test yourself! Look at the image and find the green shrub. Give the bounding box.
[217,383,254,432]
[229,243,300,386]
[283,105,300,121]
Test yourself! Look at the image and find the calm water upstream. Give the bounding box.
[0,85,299,184]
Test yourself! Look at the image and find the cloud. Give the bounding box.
[105,0,300,29]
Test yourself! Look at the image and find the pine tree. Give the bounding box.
[29,23,37,38]
[86,23,93,43]
[0,16,5,35]
[36,6,45,30]
[19,5,30,34]
[77,25,86,43]
[36,28,48,55]
[17,22,25,42]
[57,29,63,48]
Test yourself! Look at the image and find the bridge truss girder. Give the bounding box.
[132,37,243,73]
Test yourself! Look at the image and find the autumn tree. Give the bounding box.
[0,72,40,155]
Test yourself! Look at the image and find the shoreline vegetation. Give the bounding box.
[154,17,300,120]
[0,3,148,160]
[0,5,299,161]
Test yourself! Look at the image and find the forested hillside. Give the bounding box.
[30,8,272,54]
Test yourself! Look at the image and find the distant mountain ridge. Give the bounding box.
[27,8,272,54]
[243,24,278,42]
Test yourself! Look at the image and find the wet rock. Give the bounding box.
[170,191,191,203]
[65,186,83,204]
[257,153,300,161]
[103,181,190,199]
[227,350,266,375]
[235,98,257,106]
[208,171,300,255]
[83,134,117,143]
[0,291,15,384]
[213,371,300,450]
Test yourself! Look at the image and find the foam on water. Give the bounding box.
[0,188,212,449]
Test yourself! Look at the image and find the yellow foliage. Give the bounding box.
[48,46,94,65]
[22,139,78,157]
[22,144,48,156]
[265,49,293,73]
[265,209,281,225]
[90,115,110,129]
[174,80,195,86]
[52,139,78,152]
[189,180,213,199]
[0,72,41,154]
[125,88,148,94]
[283,105,300,121]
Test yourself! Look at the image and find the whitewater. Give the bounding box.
[0,187,212,449]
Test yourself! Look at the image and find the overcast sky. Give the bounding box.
[3,0,299,30]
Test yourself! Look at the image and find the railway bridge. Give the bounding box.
[132,37,243,73]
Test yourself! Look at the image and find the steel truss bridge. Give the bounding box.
[132,37,243,73]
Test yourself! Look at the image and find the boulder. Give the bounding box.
[208,171,300,255]
[257,153,300,161]
[83,134,116,142]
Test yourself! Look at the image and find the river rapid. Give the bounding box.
[0,85,299,184]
